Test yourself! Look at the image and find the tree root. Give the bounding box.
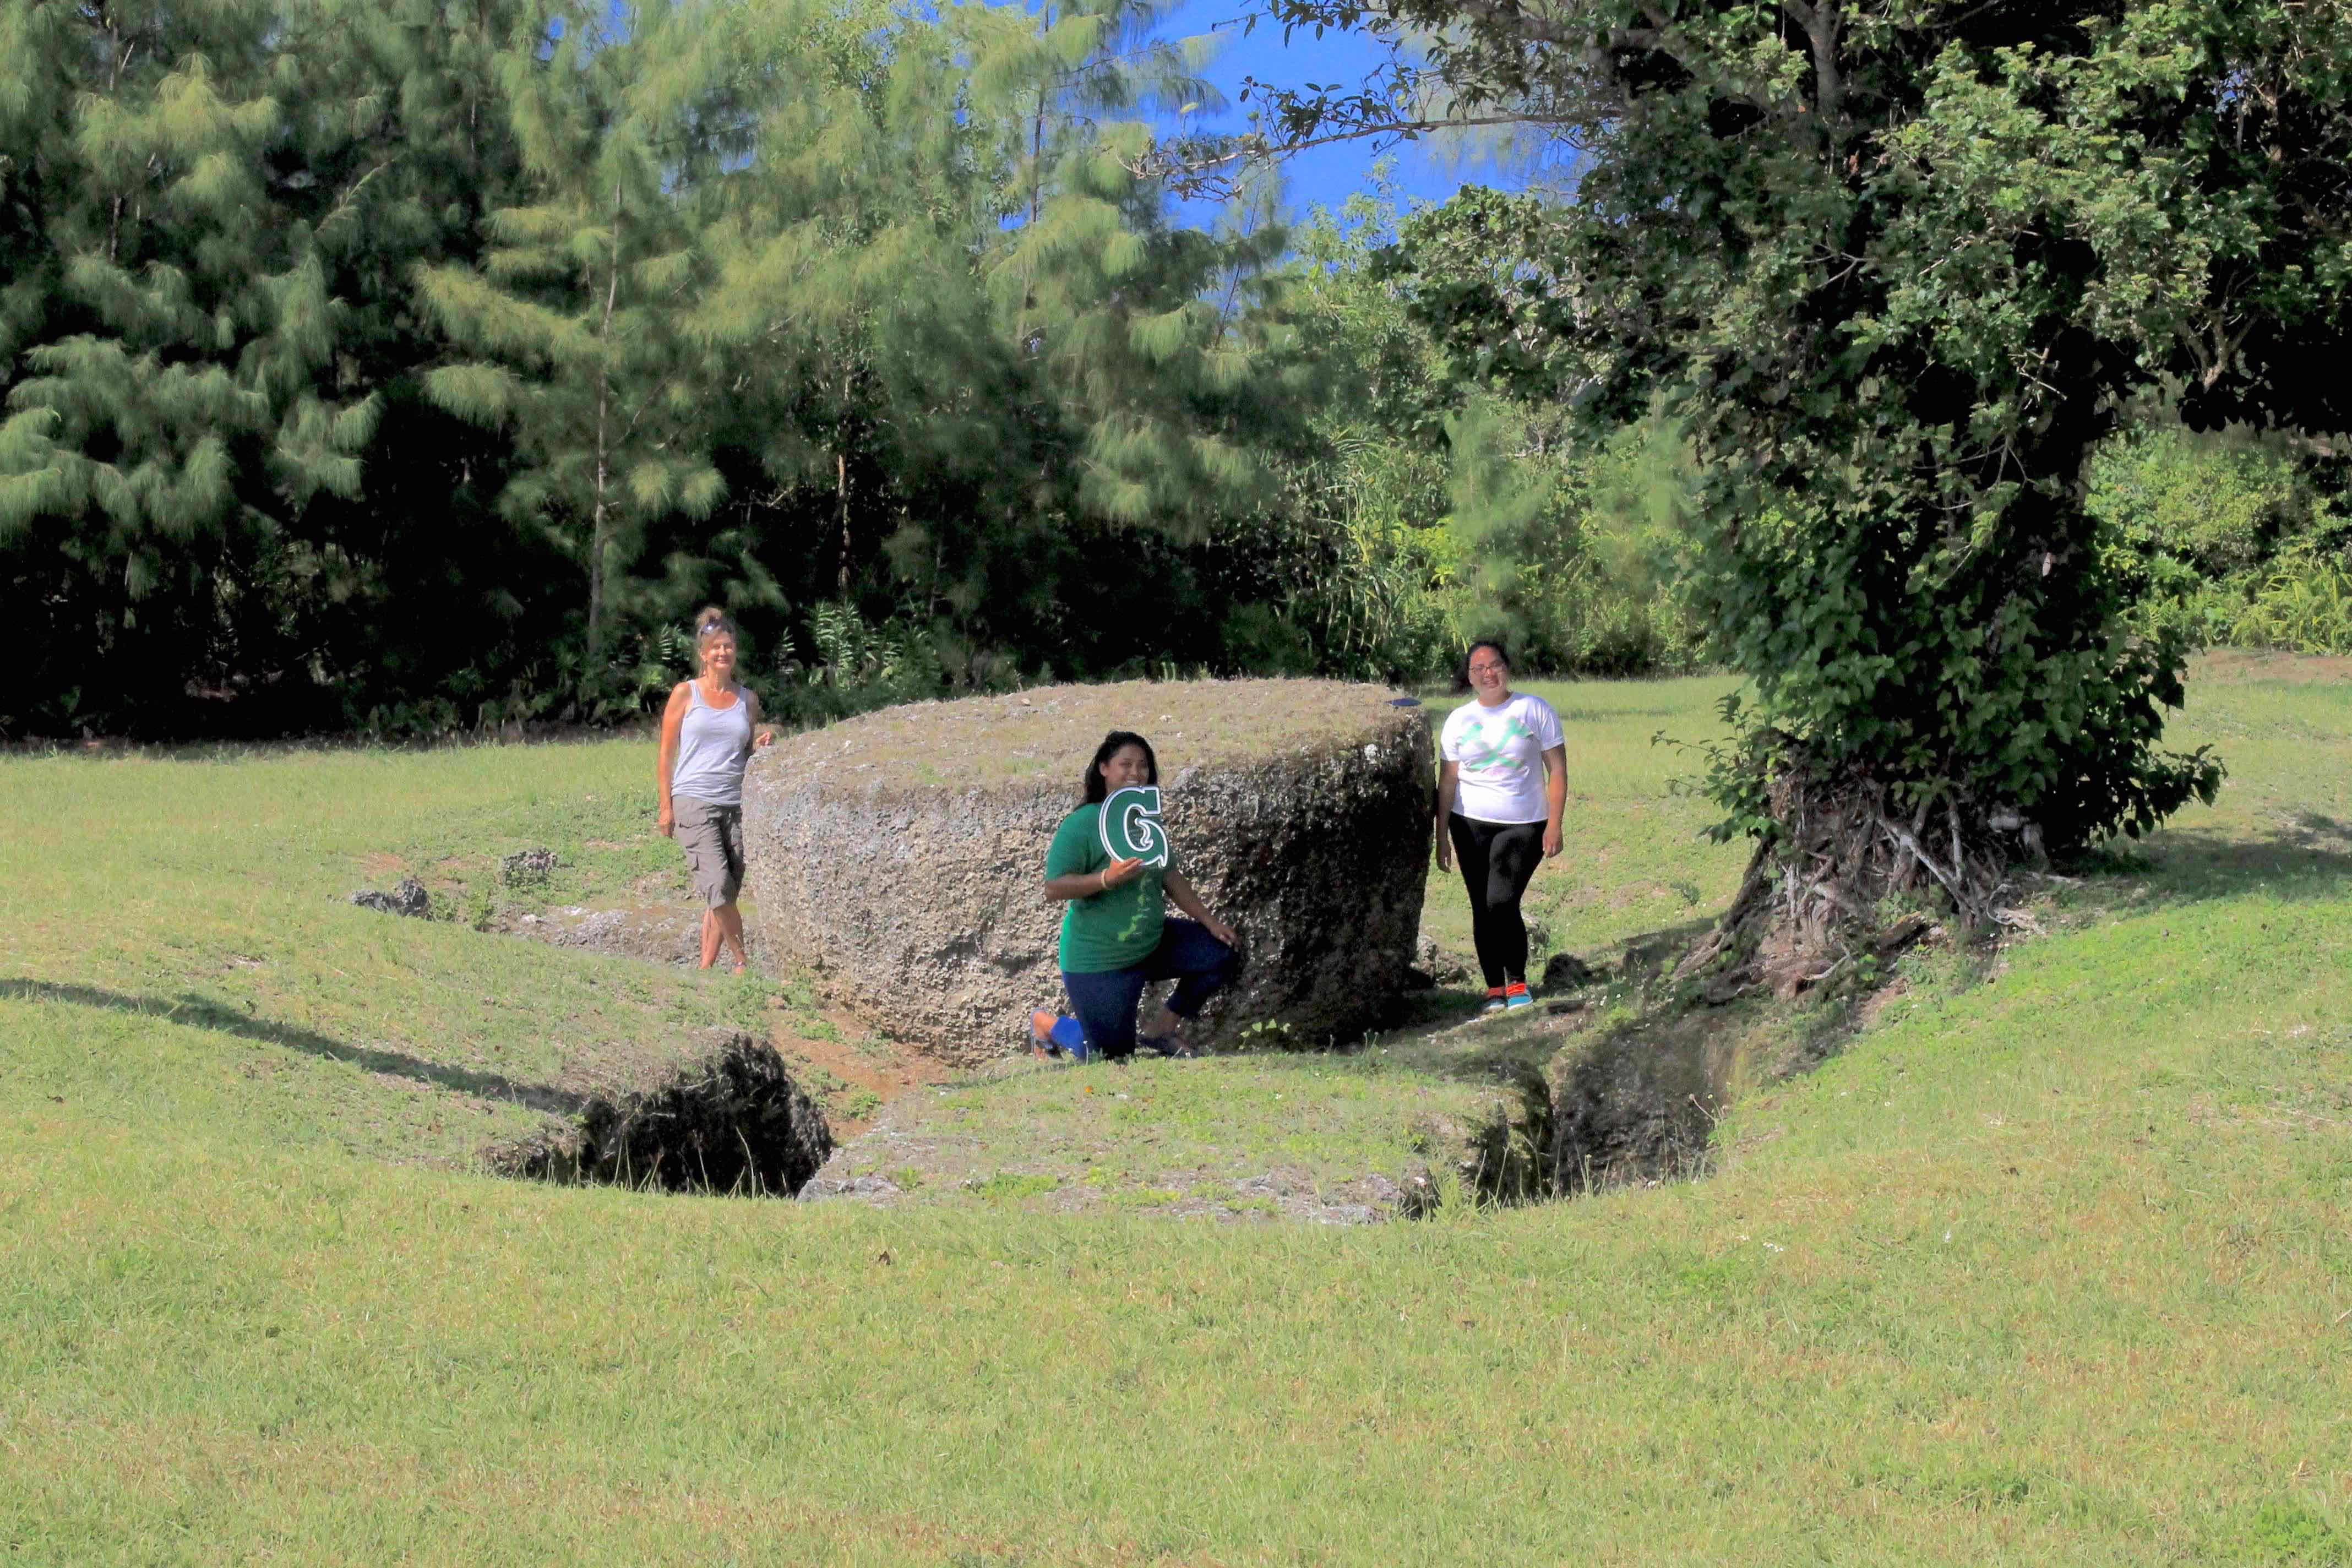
[1678,759,2036,1001]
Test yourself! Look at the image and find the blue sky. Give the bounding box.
[1141,2,1531,225]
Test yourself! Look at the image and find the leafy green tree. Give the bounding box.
[0,0,1424,736]
[1261,186,1699,682]
[1201,0,2352,967]
[608,0,1304,690]
[2090,424,2323,580]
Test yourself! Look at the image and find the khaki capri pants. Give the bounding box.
[672,795,745,910]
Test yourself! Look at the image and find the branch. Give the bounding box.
[1440,0,1578,50]
[1783,0,1844,129]
[1142,111,1585,183]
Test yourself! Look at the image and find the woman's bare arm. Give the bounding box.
[1045,858,1144,902]
[1163,870,1237,946]
[1541,743,1567,858]
[655,683,690,835]
[1434,759,1461,869]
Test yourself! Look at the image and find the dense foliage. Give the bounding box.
[1265,189,1708,683]
[1223,0,2352,927]
[0,0,1350,736]
[2093,422,2352,655]
[9,0,2346,759]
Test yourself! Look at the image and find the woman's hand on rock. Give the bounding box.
[1542,823,1562,859]
[753,727,775,749]
[1203,914,1238,948]
[1101,856,1145,889]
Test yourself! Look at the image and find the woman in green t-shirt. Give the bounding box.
[1031,730,1240,1062]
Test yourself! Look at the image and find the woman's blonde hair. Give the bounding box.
[691,606,737,674]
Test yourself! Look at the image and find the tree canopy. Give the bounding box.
[1201,0,2351,952]
[0,0,1320,734]
[5,0,2346,825]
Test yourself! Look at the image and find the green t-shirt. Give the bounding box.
[1045,803,1167,974]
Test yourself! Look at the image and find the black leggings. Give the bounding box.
[1448,813,1543,989]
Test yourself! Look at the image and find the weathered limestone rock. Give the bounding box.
[744,679,1435,1064]
[350,878,429,918]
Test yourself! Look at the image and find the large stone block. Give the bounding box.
[743,679,1434,1064]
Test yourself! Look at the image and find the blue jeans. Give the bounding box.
[1060,918,1240,1060]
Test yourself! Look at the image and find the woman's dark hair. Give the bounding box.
[1455,639,1512,693]
[1081,730,1159,803]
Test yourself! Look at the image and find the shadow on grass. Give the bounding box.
[0,978,589,1115]
[2080,817,2352,904]
[1553,707,1700,725]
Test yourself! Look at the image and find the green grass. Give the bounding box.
[809,1041,1538,1221]
[3,663,2350,1564]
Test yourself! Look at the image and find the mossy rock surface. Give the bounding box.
[743,679,1435,1064]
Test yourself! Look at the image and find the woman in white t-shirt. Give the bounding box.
[1435,640,1567,1014]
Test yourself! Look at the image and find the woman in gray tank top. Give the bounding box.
[656,608,774,971]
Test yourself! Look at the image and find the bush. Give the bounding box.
[2091,422,2350,655]
[1438,403,1705,677]
[2221,554,2352,656]
[2088,425,2312,575]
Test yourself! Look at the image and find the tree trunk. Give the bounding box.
[1030,74,1046,226]
[587,182,623,659]
[1675,744,2029,1000]
[834,449,850,596]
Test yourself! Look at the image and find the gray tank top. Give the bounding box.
[671,682,752,806]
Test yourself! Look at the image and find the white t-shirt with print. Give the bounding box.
[1441,692,1565,825]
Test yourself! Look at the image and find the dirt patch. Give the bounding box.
[486,1029,833,1196]
[770,1016,955,1137]
[1547,1008,1739,1191]
[795,1097,1441,1223]
[512,900,708,967]
[794,1001,1565,1223]
[2190,650,2352,685]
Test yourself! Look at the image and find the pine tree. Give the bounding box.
[0,0,546,731]
[0,0,1358,733]
[416,0,738,666]
[683,0,1307,677]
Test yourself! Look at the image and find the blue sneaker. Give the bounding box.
[1504,986,1535,1011]
[1031,1011,1090,1062]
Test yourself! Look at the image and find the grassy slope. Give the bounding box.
[2,667,2349,1564]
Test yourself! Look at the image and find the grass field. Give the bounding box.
[3,664,2349,1564]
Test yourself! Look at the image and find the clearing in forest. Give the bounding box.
[1,661,2347,1564]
